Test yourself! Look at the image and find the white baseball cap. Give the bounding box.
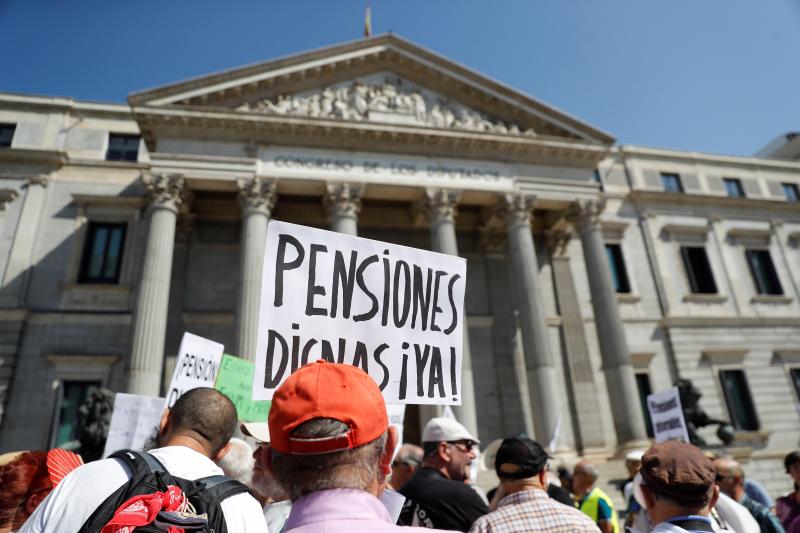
[241,422,270,443]
[422,417,480,445]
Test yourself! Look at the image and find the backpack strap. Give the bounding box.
[109,449,167,477]
[198,475,251,502]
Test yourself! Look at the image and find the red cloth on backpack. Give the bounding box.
[101,485,184,533]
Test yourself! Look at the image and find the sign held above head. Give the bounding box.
[253,220,467,405]
[165,332,224,410]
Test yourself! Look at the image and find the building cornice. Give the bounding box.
[133,105,610,166]
[0,92,133,119]
[619,145,800,173]
[0,147,68,167]
[629,190,800,212]
[662,316,800,328]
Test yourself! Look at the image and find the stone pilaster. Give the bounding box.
[503,193,560,444]
[417,188,479,439]
[128,174,186,396]
[547,230,607,450]
[235,177,277,362]
[0,176,47,307]
[324,182,362,236]
[572,199,648,447]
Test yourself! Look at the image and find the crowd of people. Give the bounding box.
[1,360,799,533]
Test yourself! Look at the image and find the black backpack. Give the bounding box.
[77,449,250,533]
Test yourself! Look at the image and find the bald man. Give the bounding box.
[573,461,619,533]
[714,457,784,533]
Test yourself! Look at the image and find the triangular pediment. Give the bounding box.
[235,72,536,136]
[129,34,613,144]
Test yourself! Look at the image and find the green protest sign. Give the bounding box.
[214,354,271,423]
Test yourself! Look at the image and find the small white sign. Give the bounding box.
[165,332,224,409]
[253,221,466,405]
[647,387,690,443]
[387,403,406,459]
[103,393,165,457]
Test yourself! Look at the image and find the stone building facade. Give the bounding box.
[0,35,797,494]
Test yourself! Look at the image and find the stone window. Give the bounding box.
[719,369,759,431]
[661,172,683,193]
[106,133,140,162]
[635,372,655,438]
[52,380,101,447]
[605,243,631,293]
[723,178,745,198]
[783,183,800,202]
[0,123,15,148]
[78,222,127,284]
[745,249,783,296]
[680,246,718,294]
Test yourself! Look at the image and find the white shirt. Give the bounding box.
[20,446,268,533]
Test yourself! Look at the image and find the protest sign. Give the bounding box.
[214,354,271,422]
[253,220,467,405]
[103,393,164,458]
[647,387,690,443]
[165,332,224,409]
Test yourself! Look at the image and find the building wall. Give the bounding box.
[0,94,799,497]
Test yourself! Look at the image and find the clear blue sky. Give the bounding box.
[2,0,798,156]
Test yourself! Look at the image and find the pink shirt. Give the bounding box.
[285,488,454,532]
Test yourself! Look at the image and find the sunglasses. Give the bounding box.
[448,440,478,452]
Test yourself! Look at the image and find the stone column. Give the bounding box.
[418,188,479,439]
[324,183,362,236]
[573,199,648,447]
[503,194,560,444]
[235,177,277,362]
[127,174,186,396]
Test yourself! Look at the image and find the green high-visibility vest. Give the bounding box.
[579,487,620,533]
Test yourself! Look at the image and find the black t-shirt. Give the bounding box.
[398,467,489,531]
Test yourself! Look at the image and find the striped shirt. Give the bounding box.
[469,488,601,533]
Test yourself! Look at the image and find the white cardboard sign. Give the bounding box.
[253,220,466,404]
[647,387,690,443]
[165,332,224,409]
[103,393,165,457]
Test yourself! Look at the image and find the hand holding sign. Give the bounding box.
[253,221,466,405]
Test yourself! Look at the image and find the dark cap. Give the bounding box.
[495,437,550,480]
[640,441,715,507]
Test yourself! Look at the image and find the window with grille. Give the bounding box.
[661,173,684,193]
[680,246,717,294]
[78,222,126,284]
[723,178,745,198]
[106,133,140,162]
[719,370,759,431]
[0,123,15,148]
[745,249,783,295]
[635,373,655,438]
[605,243,631,293]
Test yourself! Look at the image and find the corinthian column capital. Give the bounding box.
[502,193,537,226]
[237,177,277,216]
[568,198,606,229]
[142,173,186,212]
[420,188,460,223]
[324,182,363,220]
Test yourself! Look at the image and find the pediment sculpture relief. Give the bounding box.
[236,76,536,136]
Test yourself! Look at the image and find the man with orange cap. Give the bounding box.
[263,360,451,532]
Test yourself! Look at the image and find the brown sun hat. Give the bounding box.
[639,441,715,507]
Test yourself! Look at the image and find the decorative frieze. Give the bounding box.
[237,76,536,136]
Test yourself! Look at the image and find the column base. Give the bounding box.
[614,438,653,458]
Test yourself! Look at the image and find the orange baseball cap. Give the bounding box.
[268,360,389,455]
